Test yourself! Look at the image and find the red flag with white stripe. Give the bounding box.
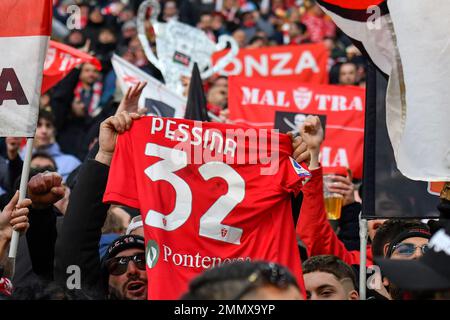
[0,0,52,137]
[317,0,450,182]
[42,41,102,94]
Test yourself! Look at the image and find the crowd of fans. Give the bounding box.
[0,0,449,300]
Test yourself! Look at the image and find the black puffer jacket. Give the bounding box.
[54,160,110,299]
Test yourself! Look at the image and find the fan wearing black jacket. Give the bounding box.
[54,107,147,299]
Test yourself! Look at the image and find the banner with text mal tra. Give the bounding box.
[228,76,365,178]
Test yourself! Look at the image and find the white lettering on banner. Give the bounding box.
[43,48,82,73]
[259,90,275,106]
[162,244,251,269]
[43,48,56,70]
[320,147,350,168]
[222,51,320,77]
[242,87,259,105]
[245,55,269,77]
[241,87,290,107]
[294,50,320,74]
[239,86,363,112]
[348,96,364,111]
[59,54,82,72]
[271,53,293,76]
[315,94,363,111]
[276,91,289,107]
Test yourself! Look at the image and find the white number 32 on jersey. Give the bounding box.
[144,143,245,245]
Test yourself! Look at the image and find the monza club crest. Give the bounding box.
[293,87,313,110]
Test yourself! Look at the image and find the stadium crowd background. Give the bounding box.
[0,0,448,301]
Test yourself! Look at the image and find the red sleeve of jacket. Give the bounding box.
[296,167,373,266]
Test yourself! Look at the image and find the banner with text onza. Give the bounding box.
[228,76,365,178]
[212,43,329,84]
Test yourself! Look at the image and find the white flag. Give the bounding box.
[317,0,450,181]
[112,54,186,118]
[0,0,52,137]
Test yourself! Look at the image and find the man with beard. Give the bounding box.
[9,107,148,300]
[101,235,147,300]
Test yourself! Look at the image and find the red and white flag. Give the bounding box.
[0,0,52,137]
[42,40,101,94]
[317,0,450,181]
[112,54,186,118]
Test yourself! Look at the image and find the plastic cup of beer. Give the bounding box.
[323,167,348,220]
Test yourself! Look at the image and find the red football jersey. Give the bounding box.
[104,116,310,299]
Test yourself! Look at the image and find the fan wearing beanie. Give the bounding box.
[100,234,147,300]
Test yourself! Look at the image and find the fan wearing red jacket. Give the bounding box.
[296,115,385,266]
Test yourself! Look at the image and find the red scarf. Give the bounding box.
[74,81,103,117]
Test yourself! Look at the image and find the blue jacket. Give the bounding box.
[22,143,81,181]
[41,143,81,181]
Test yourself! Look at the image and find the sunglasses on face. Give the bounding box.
[106,252,146,276]
[392,243,429,257]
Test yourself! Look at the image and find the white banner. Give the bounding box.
[112,54,186,118]
[318,0,450,181]
[0,0,52,137]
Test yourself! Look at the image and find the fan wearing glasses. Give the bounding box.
[371,219,431,299]
[372,219,431,261]
[101,235,147,300]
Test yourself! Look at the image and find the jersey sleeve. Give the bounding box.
[103,130,140,209]
[277,156,311,196]
[296,167,373,266]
